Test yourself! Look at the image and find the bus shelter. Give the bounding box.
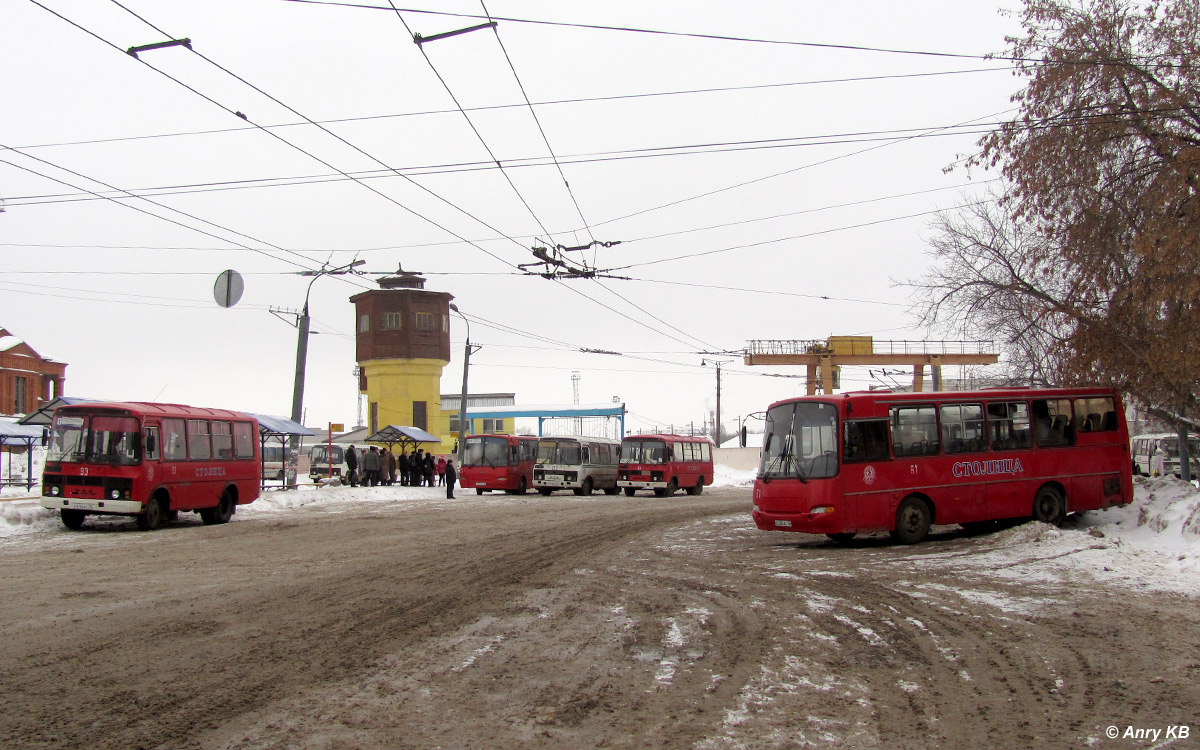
[0,420,44,491]
[364,425,441,454]
[249,413,314,490]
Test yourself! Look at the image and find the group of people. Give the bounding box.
[343,445,457,498]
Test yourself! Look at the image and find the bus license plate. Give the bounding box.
[774,520,792,528]
[71,502,97,510]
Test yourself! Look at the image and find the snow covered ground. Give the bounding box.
[4,455,1199,596]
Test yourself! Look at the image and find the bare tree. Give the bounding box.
[912,0,1200,424]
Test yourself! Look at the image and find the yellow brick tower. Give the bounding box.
[351,269,454,449]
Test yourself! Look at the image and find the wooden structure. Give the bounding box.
[0,328,66,416]
[744,337,999,394]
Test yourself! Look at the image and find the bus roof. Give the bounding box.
[766,386,1121,412]
[55,401,256,421]
[622,433,714,444]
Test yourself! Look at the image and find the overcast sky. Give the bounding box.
[3,0,1023,434]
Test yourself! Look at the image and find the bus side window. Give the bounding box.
[144,426,160,461]
[844,420,889,462]
[162,418,187,461]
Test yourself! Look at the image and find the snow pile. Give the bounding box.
[712,464,756,488]
[1075,475,1200,577]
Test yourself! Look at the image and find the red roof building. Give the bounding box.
[0,328,67,417]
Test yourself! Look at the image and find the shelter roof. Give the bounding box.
[365,425,440,445]
[16,396,102,426]
[249,413,315,437]
[464,403,624,419]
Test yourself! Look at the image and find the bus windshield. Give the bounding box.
[310,444,343,464]
[537,439,581,465]
[760,402,839,481]
[621,440,667,464]
[464,436,509,467]
[48,414,141,465]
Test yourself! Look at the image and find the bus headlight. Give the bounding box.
[49,485,61,496]
[811,506,835,514]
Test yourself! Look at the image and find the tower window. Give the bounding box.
[359,315,370,333]
[381,312,402,330]
[415,312,435,331]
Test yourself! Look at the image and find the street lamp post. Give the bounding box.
[288,260,364,486]
[449,304,480,465]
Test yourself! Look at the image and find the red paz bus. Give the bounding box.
[618,434,714,497]
[460,434,539,494]
[39,402,261,531]
[752,387,1133,545]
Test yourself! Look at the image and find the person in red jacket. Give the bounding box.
[436,456,447,486]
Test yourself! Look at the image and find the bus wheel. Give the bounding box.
[624,487,636,497]
[891,497,931,545]
[688,477,705,496]
[517,477,528,495]
[538,488,553,496]
[477,488,485,495]
[136,498,164,531]
[60,509,86,530]
[201,492,235,525]
[574,478,594,496]
[826,532,856,545]
[603,485,620,495]
[1032,485,1066,526]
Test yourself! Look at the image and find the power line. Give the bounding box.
[388,3,558,243]
[483,1,596,246]
[8,67,1013,153]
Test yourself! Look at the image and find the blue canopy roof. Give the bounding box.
[248,413,315,437]
[15,396,102,426]
[0,420,43,445]
[365,425,440,445]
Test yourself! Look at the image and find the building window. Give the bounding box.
[482,418,503,434]
[443,314,449,332]
[359,315,370,333]
[14,376,27,413]
[415,312,435,331]
[413,401,427,431]
[381,312,402,331]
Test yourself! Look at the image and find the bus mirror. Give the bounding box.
[145,433,156,454]
[740,426,748,448]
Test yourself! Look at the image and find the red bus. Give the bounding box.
[619,434,714,497]
[752,387,1133,544]
[39,402,261,531]
[460,434,539,494]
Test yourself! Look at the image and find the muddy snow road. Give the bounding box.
[1,487,1197,749]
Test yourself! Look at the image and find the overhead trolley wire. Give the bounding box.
[0,150,319,271]
[387,1,559,244]
[99,0,531,278]
[481,0,596,246]
[9,66,1012,153]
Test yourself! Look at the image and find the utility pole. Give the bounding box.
[286,259,364,487]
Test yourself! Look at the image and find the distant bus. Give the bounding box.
[619,434,714,497]
[39,401,261,531]
[262,445,286,481]
[460,434,538,494]
[309,443,344,481]
[753,387,1133,545]
[534,435,621,495]
[1130,432,1200,477]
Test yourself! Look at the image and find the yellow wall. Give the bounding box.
[361,358,514,454]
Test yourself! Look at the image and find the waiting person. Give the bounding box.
[1151,444,1168,477]
[425,452,436,487]
[345,445,359,487]
[398,450,410,486]
[436,456,447,486]
[444,459,457,499]
[362,446,381,486]
[379,448,393,486]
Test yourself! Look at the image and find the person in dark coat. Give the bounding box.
[444,459,457,499]
[425,452,436,487]
[345,445,359,487]
[397,450,410,486]
[362,446,381,486]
